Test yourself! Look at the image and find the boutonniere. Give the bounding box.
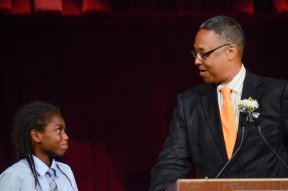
[238,97,260,123]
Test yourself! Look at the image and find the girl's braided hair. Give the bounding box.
[13,101,60,190]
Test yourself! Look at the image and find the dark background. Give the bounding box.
[1,0,288,190]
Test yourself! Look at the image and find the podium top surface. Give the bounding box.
[174,178,288,191]
[178,178,288,182]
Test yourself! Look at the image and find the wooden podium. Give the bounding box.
[168,178,288,191]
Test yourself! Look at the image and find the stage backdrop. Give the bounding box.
[0,14,288,191]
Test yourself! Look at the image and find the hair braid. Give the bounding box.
[13,101,61,190]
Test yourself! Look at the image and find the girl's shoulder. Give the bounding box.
[55,161,73,173]
[0,159,33,182]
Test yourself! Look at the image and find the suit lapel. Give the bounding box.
[200,71,262,161]
[240,71,260,100]
[201,85,227,160]
[234,71,262,153]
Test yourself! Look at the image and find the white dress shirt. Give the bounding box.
[217,64,246,130]
[0,155,78,191]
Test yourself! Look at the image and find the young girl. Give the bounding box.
[0,101,78,191]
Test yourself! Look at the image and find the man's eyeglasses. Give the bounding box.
[191,44,230,61]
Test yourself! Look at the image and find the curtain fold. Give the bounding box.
[82,0,112,13]
[274,0,288,13]
[0,0,12,12]
[33,0,62,12]
[0,8,288,191]
[1,0,287,15]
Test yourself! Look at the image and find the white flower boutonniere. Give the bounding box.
[238,97,260,122]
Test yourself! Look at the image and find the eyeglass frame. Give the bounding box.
[191,43,230,61]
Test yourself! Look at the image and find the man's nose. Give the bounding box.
[194,57,202,66]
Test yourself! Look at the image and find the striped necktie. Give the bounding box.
[47,168,57,191]
[220,86,237,160]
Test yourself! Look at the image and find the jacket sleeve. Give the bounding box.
[149,94,192,191]
[281,81,288,136]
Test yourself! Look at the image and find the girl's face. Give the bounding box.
[33,113,69,163]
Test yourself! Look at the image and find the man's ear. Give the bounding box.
[31,129,41,143]
[227,44,237,60]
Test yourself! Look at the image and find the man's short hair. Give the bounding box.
[200,15,245,57]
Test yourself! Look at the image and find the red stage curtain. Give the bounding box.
[0,5,288,191]
[82,0,112,13]
[0,0,284,15]
[33,0,62,13]
[11,0,30,14]
[63,140,126,190]
[0,0,11,12]
[227,0,254,14]
[274,0,288,13]
[177,0,202,15]
[62,0,82,15]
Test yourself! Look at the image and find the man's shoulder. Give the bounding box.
[249,72,288,87]
[246,70,284,82]
[180,83,214,98]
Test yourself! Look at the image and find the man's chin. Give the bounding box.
[202,77,219,85]
[202,78,212,84]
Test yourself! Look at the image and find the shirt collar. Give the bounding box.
[217,64,246,93]
[30,155,57,177]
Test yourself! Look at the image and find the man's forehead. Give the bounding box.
[194,30,220,49]
[196,29,218,41]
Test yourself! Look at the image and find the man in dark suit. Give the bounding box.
[149,15,288,191]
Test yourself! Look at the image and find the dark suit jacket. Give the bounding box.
[149,71,288,191]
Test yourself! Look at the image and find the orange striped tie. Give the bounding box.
[220,86,237,160]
